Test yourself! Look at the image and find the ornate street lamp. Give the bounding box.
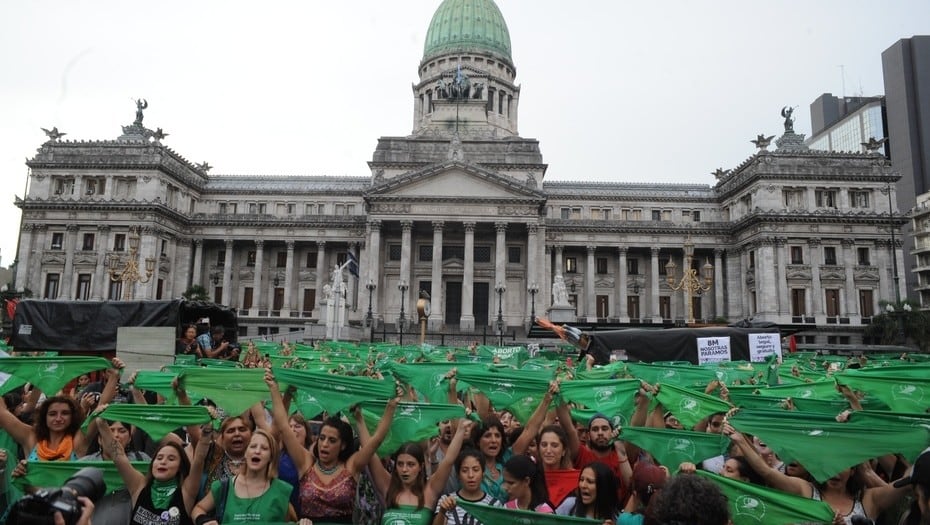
[107,226,155,300]
[366,279,377,327]
[527,281,539,322]
[495,281,506,346]
[398,280,408,345]
[665,237,713,324]
[885,302,912,345]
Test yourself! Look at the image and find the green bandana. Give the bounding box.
[835,365,930,412]
[654,382,732,429]
[695,470,835,525]
[458,499,601,524]
[0,372,28,396]
[753,380,844,402]
[84,404,212,441]
[12,460,149,494]
[360,400,465,455]
[574,359,628,380]
[273,367,395,415]
[132,370,180,404]
[474,345,529,366]
[559,378,640,421]
[0,356,111,396]
[620,427,729,468]
[150,478,178,509]
[730,408,930,482]
[454,367,553,417]
[179,368,269,417]
[625,362,719,388]
[385,362,473,403]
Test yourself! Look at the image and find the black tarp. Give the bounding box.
[584,326,781,365]
[11,299,237,353]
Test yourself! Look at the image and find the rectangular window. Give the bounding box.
[658,257,669,276]
[336,253,347,266]
[748,251,756,269]
[242,287,254,309]
[849,190,870,208]
[156,278,164,300]
[82,233,95,251]
[76,274,91,300]
[306,252,317,268]
[474,246,491,263]
[791,289,806,316]
[662,210,672,221]
[45,273,61,299]
[249,203,257,214]
[815,189,837,208]
[276,251,287,267]
[108,281,122,300]
[627,296,640,319]
[692,210,701,222]
[113,234,126,252]
[303,289,316,314]
[160,239,168,256]
[631,209,642,221]
[508,246,521,264]
[596,257,608,274]
[51,232,64,250]
[652,210,662,221]
[287,203,296,215]
[346,204,355,215]
[783,189,804,208]
[247,251,257,267]
[857,247,870,266]
[54,177,75,196]
[214,287,223,304]
[823,246,837,265]
[560,207,581,219]
[389,244,402,261]
[419,245,433,262]
[591,208,610,221]
[305,203,315,215]
[565,257,577,273]
[596,295,609,318]
[273,288,285,310]
[627,258,639,275]
[790,246,803,264]
[692,296,702,320]
[859,289,874,318]
[442,245,465,260]
[659,296,671,320]
[825,289,840,317]
[216,250,226,267]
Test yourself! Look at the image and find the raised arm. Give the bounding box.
[512,383,555,456]
[0,393,36,452]
[629,384,652,428]
[264,369,311,476]
[94,412,146,498]
[183,424,213,512]
[426,418,470,503]
[862,466,913,518]
[724,423,811,497]
[355,406,390,498]
[347,397,398,476]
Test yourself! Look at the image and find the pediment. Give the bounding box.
[366,161,545,201]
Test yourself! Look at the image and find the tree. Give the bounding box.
[182,284,210,302]
[864,300,930,351]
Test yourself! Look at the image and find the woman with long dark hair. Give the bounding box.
[434,448,503,525]
[557,462,621,524]
[501,454,553,513]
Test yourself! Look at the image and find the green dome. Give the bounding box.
[423,0,512,64]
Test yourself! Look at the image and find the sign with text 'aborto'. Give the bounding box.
[749,332,782,362]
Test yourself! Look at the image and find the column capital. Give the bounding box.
[22,223,36,232]
[255,240,265,249]
[651,247,660,256]
[586,245,596,254]
[286,240,295,250]
[141,226,158,236]
[193,239,203,246]
[317,240,326,248]
[368,219,382,231]
[714,248,724,257]
[34,224,48,232]
[807,237,822,247]
[463,221,476,232]
[554,244,563,254]
[544,245,552,254]
[527,223,539,235]
[617,246,628,256]
[225,238,234,247]
[432,220,445,232]
[840,238,856,247]
[773,237,787,246]
[400,220,413,232]
[97,224,111,233]
[495,221,508,233]
[66,224,80,232]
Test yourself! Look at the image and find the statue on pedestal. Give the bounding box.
[552,273,569,307]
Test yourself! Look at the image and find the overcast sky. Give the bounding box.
[1,1,927,270]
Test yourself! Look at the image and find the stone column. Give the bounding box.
[586,245,597,322]
[554,245,564,277]
[191,239,203,287]
[91,225,110,300]
[141,227,159,299]
[368,221,382,321]
[348,242,359,314]
[808,238,823,319]
[461,221,476,331]
[283,240,295,314]
[714,248,724,319]
[740,247,750,318]
[221,239,233,305]
[618,247,629,322]
[756,239,777,317]
[650,247,661,322]
[893,239,906,303]
[315,241,327,315]
[495,222,507,325]
[726,247,743,319]
[253,240,264,313]
[430,221,444,328]
[876,240,889,304]
[774,240,788,318]
[61,224,78,300]
[174,237,192,299]
[526,224,539,324]
[841,239,857,318]
[400,220,413,325]
[29,225,48,292]
[14,224,34,292]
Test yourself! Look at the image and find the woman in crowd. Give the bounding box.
[95,415,210,525]
[618,460,666,525]
[277,411,313,512]
[434,448,503,525]
[265,369,398,523]
[192,428,306,524]
[198,414,255,498]
[501,454,553,513]
[176,324,203,358]
[81,419,151,462]
[557,461,621,524]
[471,417,511,502]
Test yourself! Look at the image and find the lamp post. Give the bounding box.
[495,281,506,346]
[397,280,408,345]
[665,237,713,324]
[884,181,902,305]
[527,281,539,322]
[107,226,155,300]
[885,302,912,345]
[366,279,377,327]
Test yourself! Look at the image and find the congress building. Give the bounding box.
[13,0,906,345]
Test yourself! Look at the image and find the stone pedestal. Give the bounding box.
[547,305,576,323]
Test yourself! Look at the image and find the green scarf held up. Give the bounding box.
[729,408,930,482]
[0,356,111,396]
[360,400,465,455]
[620,427,729,468]
[753,379,844,402]
[835,365,930,412]
[0,373,28,396]
[84,404,212,441]
[695,470,835,525]
[12,460,149,494]
[559,378,641,422]
[454,367,554,418]
[179,368,269,417]
[132,370,180,403]
[274,367,396,415]
[654,382,732,430]
[457,499,601,524]
[625,362,719,388]
[385,361,465,403]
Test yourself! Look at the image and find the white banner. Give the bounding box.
[697,336,731,364]
[748,332,782,362]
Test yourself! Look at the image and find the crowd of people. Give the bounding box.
[1,336,929,525]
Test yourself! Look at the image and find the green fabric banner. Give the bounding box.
[273,367,395,415]
[835,366,930,412]
[620,427,729,468]
[13,460,149,494]
[179,368,269,416]
[0,372,28,396]
[654,382,733,429]
[0,356,112,396]
[695,470,835,525]
[625,362,718,388]
[573,360,627,380]
[730,408,930,482]
[753,380,844,402]
[474,345,529,366]
[559,378,641,421]
[84,404,212,441]
[386,362,471,403]
[458,499,601,525]
[132,370,179,403]
[360,400,465,455]
[454,367,553,418]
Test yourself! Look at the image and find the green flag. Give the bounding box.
[654,382,732,429]
[730,408,930,482]
[695,470,835,524]
[13,460,149,494]
[835,366,930,412]
[559,378,641,421]
[0,356,111,396]
[620,427,729,468]
[84,404,212,441]
[458,499,601,525]
[179,368,269,416]
[360,400,465,455]
[274,367,395,415]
